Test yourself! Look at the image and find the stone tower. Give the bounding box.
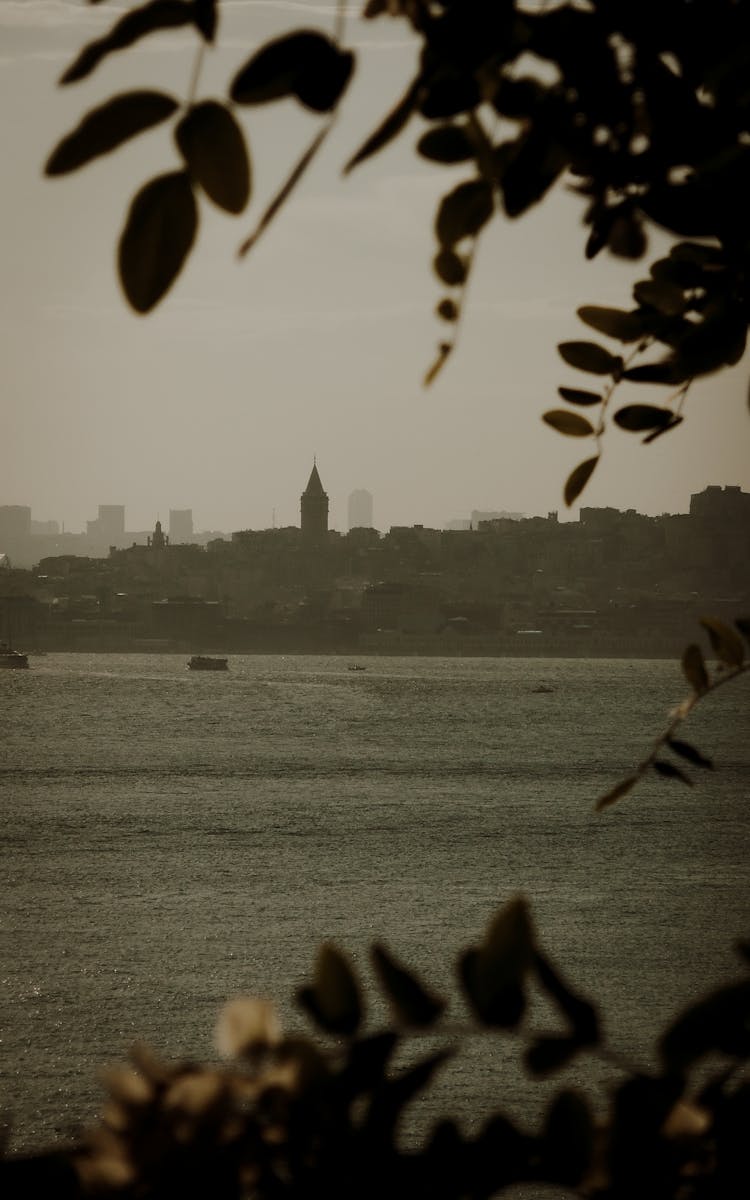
[148,519,168,550]
[300,462,329,542]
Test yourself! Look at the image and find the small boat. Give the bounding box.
[188,656,228,671]
[347,664,367,672]
[0,641,29,669]
[531,683,554,694]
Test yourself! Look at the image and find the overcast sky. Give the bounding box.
[2,0,748,535]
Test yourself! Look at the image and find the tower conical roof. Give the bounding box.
[303,463,326,497]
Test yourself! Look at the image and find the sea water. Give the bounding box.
[1,653,748,1160]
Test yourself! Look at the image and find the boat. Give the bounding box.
[347,664,367,672]
[0,641,29,669]
[531,684,554,694]
[187,656,228,671]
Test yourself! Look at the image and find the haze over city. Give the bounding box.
[2,0,749,534]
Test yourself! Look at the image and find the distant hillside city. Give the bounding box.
[1,466,748,657]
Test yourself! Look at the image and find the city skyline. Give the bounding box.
[2,3,749,539]
[3,470,747,543]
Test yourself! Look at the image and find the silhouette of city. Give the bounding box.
[1,465,749,657]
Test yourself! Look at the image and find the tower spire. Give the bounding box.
[300,460,328,541]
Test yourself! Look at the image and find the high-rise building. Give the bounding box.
[347,489,373,530]
[0,506,32,541]
[31,519,60,536]
[301,462,329,542]
[169,509,193,543]
[87,505,125,544]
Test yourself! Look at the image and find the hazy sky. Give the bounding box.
[2,0,749,535]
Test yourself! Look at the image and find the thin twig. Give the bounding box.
[237,122,334,258]
[333,0,348,44]
[423,112,498,388]
[186,42,206,108]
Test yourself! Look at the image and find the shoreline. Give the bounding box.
[20,641,685,661]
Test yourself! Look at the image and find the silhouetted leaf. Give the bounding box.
[614,405,674,432]
[341,1032,398,1098]
[609,210,647,259]
[564,457,598,506]
[473,1113,529,1191]
[576,306,645,342]
[682,643,709,693]
[436,180,494,246]
[365,1051,452,1144]
[371,943,445,1027]
[585,219,610,261]
[345,76,424,174]
[634,278,687,316]
[623,360,690,384]
[525,1036,580,1075]
[667,739,713,769]
[558,341,622,375]
[670,241,725,268]
[540,1090,594,1185]
[433,249,466,286]
[297,942,362,1036]
[641,181,718,238]
[595,774,638,812]
[675,310,747,377]
[660,981,750,1070]
[483,897,533,980]
[193,0,216,42]
[700,617,745,666]
[118,171,197,313]
[499,130,568,218]
[230,31,310,103]
[542,410,595,437]
[230,30,353,112]
[61,1,195,85]
[419,68,480,119]
[46,91,178,175]
[608,1074,683,1185]
[492,75,546,118]
[175,101,250,213]
[417,124,474,164]
[557,387,602,407]
[653,759,693,785]
[460,897,533,1027]
[533,950,599,1044]
[295,48,354,113]
[436,298,458,321]
[651,255,704,290]
[424,1121,467,1193]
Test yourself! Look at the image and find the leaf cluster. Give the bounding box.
[3,894,749,1199]
[47,3,750,499]
[46,6,355,311]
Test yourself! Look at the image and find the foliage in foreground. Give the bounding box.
[45,0,750,504]
[2,895,749,1198]
[595,615,749,810]
[1,630,747,1195]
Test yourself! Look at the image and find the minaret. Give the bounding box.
[300,461,329,542]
